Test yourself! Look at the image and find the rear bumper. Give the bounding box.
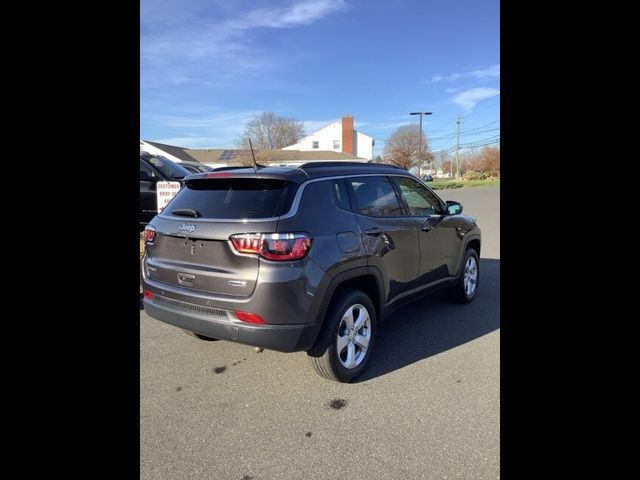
[141,248,328,351]
[142,295,319,352]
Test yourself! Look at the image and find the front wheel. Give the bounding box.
[308,289,377,382]
[448,248,480,303]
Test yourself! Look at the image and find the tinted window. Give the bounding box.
[349,176,403,216]
[331,179,351,210]
[141,155,190,180]
[167,178,297,219]
[177,164,195,174]
[140,159,155,177]
[394,176,442,216]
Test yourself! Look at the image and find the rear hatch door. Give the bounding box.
[144,175,298,298]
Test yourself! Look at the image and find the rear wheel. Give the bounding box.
[308,289,377,382]
[181,329,219,341]
[448,248,480,303]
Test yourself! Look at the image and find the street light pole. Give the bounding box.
[410,111,432,176]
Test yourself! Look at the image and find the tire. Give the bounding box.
[448,248,480,304]
[308,288,377,383]
[181,329,219,341]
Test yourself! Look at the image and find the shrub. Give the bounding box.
[463,170,487,181]
[431,181,464,190]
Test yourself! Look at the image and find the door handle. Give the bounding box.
[365,227,384,236]
[421,225,433,232]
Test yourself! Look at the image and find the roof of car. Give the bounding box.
[185,162,410,184]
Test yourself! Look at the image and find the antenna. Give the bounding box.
[248,138,258,173]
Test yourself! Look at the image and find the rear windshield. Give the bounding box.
[166,178,298,219]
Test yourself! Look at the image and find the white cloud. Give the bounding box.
[153,137,234,149]
[471,65,501,79]
[427,64,500,83]
[230,0,346,30]
[141,0,347,85]
[452,88,500,112]
[143,110,261,148]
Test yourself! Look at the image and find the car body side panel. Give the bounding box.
[277,180,368,276]
[354,214,420,304]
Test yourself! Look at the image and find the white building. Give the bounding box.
[283,115,375,160]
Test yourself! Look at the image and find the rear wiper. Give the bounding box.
[171,208,201,218]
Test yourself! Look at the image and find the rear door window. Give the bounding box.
[348,176,404,216]
[167,178,298,219]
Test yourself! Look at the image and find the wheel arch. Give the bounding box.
[452,233,481,278]
[315,267,384,329]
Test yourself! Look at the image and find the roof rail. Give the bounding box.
[211,164,266,172]
[299,161,404,170]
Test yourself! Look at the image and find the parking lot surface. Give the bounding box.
[140,186,500,480]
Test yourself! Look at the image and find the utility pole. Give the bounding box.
[456,115,463,178]
[410,111,432,175]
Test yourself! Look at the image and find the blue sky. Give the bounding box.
[141,0,499,157]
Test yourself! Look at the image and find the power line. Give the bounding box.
[443,136,500,153]
[460,135,500,146]
[429,126,500,140]
[454,139,500,151]
[464,127,500,134]
[462,120,501,133]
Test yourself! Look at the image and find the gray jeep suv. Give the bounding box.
[141,162,481,382]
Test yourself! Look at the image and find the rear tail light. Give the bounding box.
[205,171,233,178]
[235,311,266,324]
[144,225,156,243]
[230,233,312,261]
[143,289,154,300]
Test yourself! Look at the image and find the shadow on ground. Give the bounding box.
[139,259,500,378]
[356,258,499,382]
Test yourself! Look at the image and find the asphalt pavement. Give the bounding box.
[140,186,500,480]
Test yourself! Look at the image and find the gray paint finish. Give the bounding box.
[142,164,480,354]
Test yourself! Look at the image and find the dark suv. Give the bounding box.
[141,162,481,382]
[140,153,191,228]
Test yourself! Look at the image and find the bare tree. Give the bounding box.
[239,112,305,152]
[233,148,279,167]
[382,125,434,171]
[465,146,500,176]
[436,150,451,172]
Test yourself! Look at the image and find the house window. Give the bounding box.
[333,140,340,150]
[312,141,319,149]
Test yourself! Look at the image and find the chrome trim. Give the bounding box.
[387,277,454,305]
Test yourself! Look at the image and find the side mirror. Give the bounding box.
[140,171,155,182]
[446,200,463,215]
